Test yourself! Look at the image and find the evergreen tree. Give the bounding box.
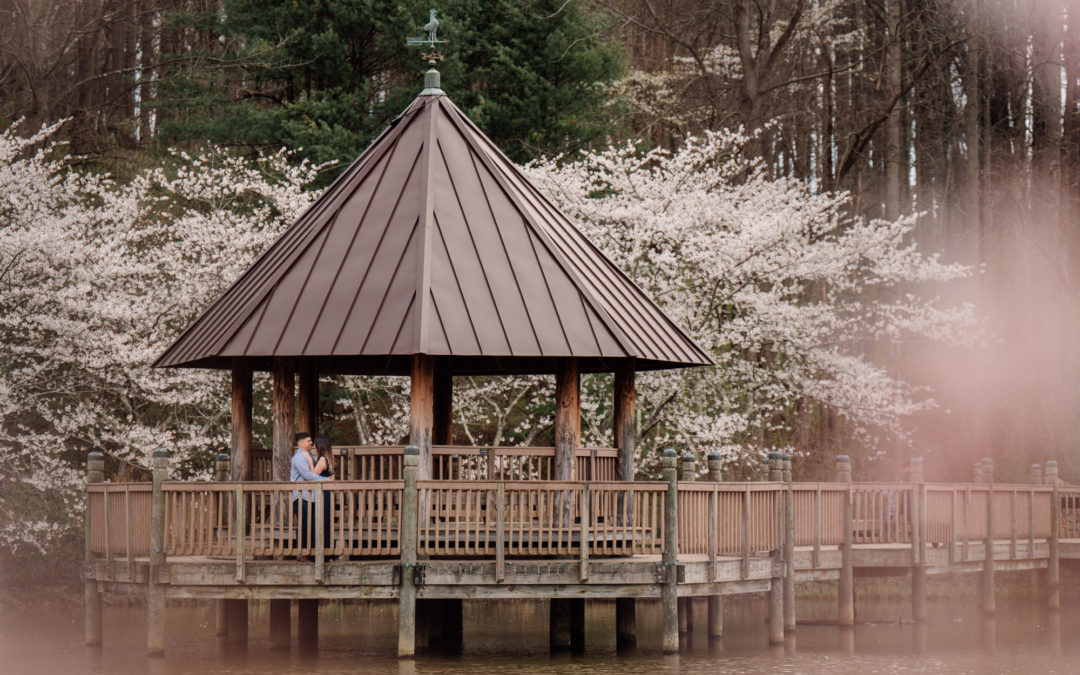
[156,0,622,172]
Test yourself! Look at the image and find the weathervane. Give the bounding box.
[406,8,447,64]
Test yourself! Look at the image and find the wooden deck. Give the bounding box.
[83,454,1079,656]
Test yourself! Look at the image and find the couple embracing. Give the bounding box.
[290,432,335,561]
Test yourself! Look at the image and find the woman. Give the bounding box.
[309,435,335,478]
[308,435,336,558]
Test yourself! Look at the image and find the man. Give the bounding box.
[291,432,328,561]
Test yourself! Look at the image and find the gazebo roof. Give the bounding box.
[154,83,712,375]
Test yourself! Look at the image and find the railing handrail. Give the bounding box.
[86,477,1071,564]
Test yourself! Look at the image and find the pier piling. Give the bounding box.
[1049,462,1061,611]
[398,446,420,657]
[84,452,104,647]
[837,455,854,628]
[910,458,927,623]
[783,453,795,632]
[661,450,679,653]
[147,448,169,657]
[707,452,724,639]
[982,458,996,615]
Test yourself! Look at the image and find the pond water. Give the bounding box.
[2,593,1077,673]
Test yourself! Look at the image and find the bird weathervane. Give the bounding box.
[406,8,446,63]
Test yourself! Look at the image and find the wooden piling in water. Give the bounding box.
[662,449,679,654]
[982,458,996,615]
[549,600,572,651]
[398,446,420,657]
[768,453,784,644]
[614,363,637,648]
[214,454,230,638]
[677,454,695,635]
[85,452,104,647]
[1048,462,1061,611]
[707,452,724,639]
[298,597,318,646]
[783,453,795,633]
[269,357,294,645]
[910,457,927,623]
[837,455,854,628]
[570,599,586,652]
[147,449,169,657]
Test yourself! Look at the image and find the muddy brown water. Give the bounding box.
[2,595,1077,673]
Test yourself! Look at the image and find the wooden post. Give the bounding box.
[272,357,295,481]
[615,598,637,649]
[1045,460,1059,486]
[613,361,636,648]
[768,454,784,645]
[270,357,295,645]
[1029,486,1041,597]
[85,452,104,647]
[433,358,453,445]
[298,597,318,645]
[410,355,435,480]
[399,446,420,657]
[431,359,463,652]
[147,449,169,657]
[549,599,572,652]
[213,454,230,638]
[228,360,252,642]
[614,360,635,481]
[783,453,795,632]
[707,452,723,639]
[1049,477,1061,611]
[554,359,580,481]
[662,449,679,654]
[550,357,580,648]
[909,457,926,623]
[678,454,695,636]
[837,455,854,628]
[231,359,253,481]
[983,461,996,615]
[297,357,319,436]
[1030,463,1043,485]
[570,599,586,653]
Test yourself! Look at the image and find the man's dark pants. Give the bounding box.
[293,497,332,551]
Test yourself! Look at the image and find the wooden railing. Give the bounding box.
[677,483,783,556]
[252,446,618,481]
[87,484,153,565]
[86,480,1069,568]
[416,481,667,559]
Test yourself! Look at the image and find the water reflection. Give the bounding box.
[913,622,927,655]
[2,596,1080,673]
[981,615,997,656]
[1046,610,1061,656]
[838,627,855,655]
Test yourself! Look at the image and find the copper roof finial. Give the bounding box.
[407,8,447,95]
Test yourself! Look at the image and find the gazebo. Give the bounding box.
[151,64,711,652]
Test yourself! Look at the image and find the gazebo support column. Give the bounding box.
[551,358,581,651]
[227,359,252,645]
[297,358,319,436]
[297,357,319,646]
[270,357,295,647]
[411,355,435,480]
[422,359,462,652]
[230,360,253,481]
[614,360,637,649]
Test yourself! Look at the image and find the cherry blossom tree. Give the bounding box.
[524,129,978,474]
[0,120,977,564]
[0,122,320,555]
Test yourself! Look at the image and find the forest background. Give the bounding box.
[2,0,1078,583]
